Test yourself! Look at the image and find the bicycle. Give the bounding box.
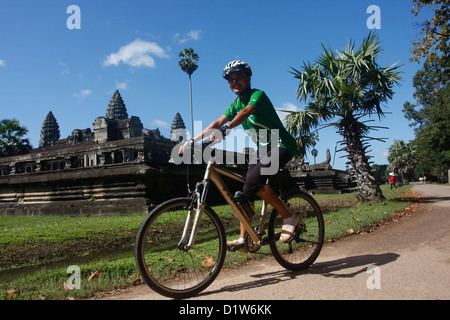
[135,141,324,299]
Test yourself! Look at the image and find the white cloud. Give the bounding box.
[276,102,303,121]
[152,120,169,128]
[0,59,5,66]
[59,61,69,75]
[173,30,202,44]
[104,39,169,68]
[115,80,128,90]
[73,89,92,100]
[278,102,302,112]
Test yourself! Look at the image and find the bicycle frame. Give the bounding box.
[178,159,266,250]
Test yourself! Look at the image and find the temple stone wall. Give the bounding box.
[0,161,149,215]
[0,162,246,216]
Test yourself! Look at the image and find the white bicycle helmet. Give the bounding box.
[222,60,252,80]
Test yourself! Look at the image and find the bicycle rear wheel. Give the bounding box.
[268,190,324,271]
[135,198,226,299]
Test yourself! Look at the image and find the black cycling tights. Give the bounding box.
[243,147,292,201]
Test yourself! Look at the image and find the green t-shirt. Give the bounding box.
[224,89,298,157]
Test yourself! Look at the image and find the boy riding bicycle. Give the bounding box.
[179,60,299,250]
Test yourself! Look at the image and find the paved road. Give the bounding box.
[102,184,450,301]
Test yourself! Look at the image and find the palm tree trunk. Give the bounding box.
[189,74,194,136]
[400,170,407,185]
[343,118,384,202]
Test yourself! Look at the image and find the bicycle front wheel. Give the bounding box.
[268,190,324,271]
[135,198,226,299]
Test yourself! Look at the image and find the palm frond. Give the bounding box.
[178,48,199,75]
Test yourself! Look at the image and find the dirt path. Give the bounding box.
[98,183,450,301]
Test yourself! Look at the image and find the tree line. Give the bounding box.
[399,55,449,183]
[387,0,449,183]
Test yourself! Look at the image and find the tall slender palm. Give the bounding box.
[178,48,199,136]
[288,32,402,201]
[310,132,319,164]
[0,119,32,156]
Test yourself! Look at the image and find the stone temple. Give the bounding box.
[0,90,200,215]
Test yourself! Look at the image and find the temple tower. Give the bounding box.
[94,90,143,142]
[39,111,60,147]
[170,112,186,142]
[106,90,128,120]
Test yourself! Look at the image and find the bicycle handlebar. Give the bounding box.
[180,138,219,155]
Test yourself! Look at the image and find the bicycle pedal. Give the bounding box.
[227,243,246,252]
[286,225,304,243]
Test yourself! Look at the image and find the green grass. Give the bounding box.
[0,184,421,300]
[0,214,144,270]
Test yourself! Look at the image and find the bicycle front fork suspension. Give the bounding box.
[178,180,210,251]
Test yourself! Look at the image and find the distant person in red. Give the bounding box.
[389,172,398,190]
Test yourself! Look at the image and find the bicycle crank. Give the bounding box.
[244,233,261,253]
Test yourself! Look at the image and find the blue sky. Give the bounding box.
[0,1,433,170]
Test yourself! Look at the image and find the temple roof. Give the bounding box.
[106,90,128,120]
[171,112,186,132]
[170,112,186,142]
[39,111,60,147]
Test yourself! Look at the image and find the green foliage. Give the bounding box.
[282,108,319,158]
[287,32,402,201]
[402,56,449,181]
[410,0,449,63]
[388,140,417,183]
[290,32,402,123]
[0,119,32,156]
[178,48,199,76]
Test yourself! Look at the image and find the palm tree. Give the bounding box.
[0,119,32,156]
[288,32,402,202]
[178,48,199,136]
[283,107,319,160]
[388,140,417,184]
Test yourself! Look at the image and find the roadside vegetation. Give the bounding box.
[0,184,423,300]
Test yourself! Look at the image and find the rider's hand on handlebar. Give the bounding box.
[211,124,230,142]
[179,138,194,155]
